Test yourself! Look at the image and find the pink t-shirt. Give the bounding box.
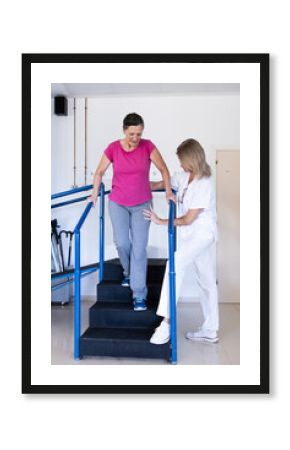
[104,139,156,206]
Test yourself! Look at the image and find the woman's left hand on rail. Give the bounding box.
[166,191,176,203]
[166,192,176,203]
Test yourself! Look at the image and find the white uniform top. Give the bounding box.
[171,171,218,241]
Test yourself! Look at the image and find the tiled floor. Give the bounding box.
[51,299,240,365]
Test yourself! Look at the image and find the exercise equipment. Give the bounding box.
[59,230,74,269]
[51,220,74,305]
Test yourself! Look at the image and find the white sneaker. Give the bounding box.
[150,321,170,345]
[186,329,219,343]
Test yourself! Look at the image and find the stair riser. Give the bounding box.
[89,309,162,329]
[97,284,162,303]
[102,263,165,283]
[80,340,171,361]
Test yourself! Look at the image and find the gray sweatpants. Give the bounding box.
[108,199,151,299]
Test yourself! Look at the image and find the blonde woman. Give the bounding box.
[144,138,219,344]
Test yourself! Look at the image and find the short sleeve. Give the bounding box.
[189,178,211,210]
[170,172,179,190]
[146,140,156,155]
[170,171,188,191]
[104,142,114,162]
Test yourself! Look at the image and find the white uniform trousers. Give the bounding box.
[156,230,219,332]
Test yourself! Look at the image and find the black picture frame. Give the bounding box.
[22,53,269,394]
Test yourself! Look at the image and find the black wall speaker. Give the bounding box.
[54,96,68,116]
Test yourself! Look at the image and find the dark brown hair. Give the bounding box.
[123,113,144,129]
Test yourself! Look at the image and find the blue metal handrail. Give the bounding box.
[52,263,99,281]
[51,189,111,210]
[51,268,97,291]
[51,184,108,296]
[51,195,90,209]
[51,184,93,200]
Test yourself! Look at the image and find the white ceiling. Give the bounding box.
[51,83,240,98]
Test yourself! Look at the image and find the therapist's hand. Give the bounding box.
[143,208,161,225]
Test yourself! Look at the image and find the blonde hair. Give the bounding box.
[176,138,211,178]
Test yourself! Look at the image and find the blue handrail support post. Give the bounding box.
[99,183,105,282]
[74,231,81,360]
[73,201,93,360]
[168,200,177,364]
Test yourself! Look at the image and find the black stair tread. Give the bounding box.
[93,301,132,309]
[89,301,162,329]
[104,258,167,266]
[102,258,166,284]
[99,280,161,287]
[97,277,162,305]
[91,301,157,311]
[81,327,161,342]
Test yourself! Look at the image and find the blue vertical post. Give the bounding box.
[99,183,105,282]
[173,190,177,252]
[73,201,93,361]
[169,200,177,364]
[74,230,81,360]
[174,218,177,252]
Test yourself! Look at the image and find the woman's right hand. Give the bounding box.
[88,194,98,207]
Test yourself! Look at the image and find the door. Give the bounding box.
[216,150,240,302]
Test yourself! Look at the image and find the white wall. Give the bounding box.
[51,91,240,297]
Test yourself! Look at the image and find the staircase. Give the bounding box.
[79,258,171,362]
